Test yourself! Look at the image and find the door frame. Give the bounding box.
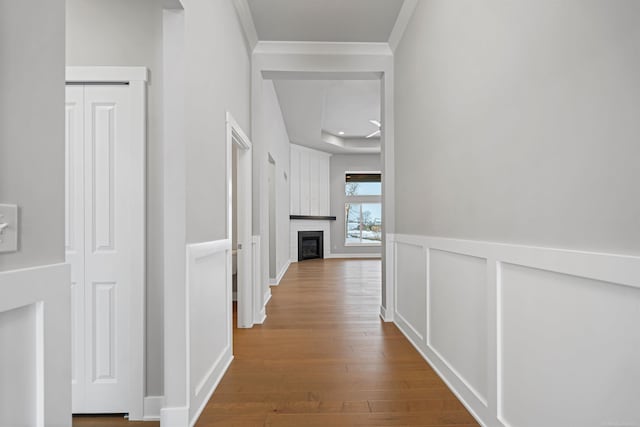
[251,43,395,322]
[226,112,255,328]
[65,66,147,420]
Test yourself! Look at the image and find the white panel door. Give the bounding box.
[83,85,132,412]
[66,84,137,413]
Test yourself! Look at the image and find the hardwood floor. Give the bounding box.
[74,259,478,426]
[197,259,479,426]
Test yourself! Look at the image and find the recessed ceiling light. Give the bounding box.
[338,131,345,135]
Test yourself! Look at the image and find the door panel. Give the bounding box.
[67,84,136,414]
[82,85,131,412]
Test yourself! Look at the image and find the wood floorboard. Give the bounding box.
[198,259,479,427]
[73,259,478,427]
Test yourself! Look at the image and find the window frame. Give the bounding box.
[344,171,382,247]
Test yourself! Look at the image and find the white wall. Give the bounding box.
[393,1,640,425]
[0,0,65,272]
[329,154,381,255]
[184,0,251,245]
[261,81,291,283]
[395,0,640,256]
[65,0,165,397]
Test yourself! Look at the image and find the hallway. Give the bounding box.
[196,259,479,426]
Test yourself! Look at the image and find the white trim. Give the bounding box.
[129,76,147,422]
[255,290,271,325]
[232,0,258,53]
[269,260,291,286]
[143,396,164,421]
[160,406,188,427]
[382,232,396,322]
[227,112,256,329]
[379,305,388,321]
[263,70,382,81]
[227,112,252,151]
[251,235,262,324]
[388,0,418,53]
[393,234,640,289]
[65,66,148,83]
[264,290,272,308]
[254,41,393,56]
[344,243,382,247]
[395,319,488,427]
[162,8,188,418]
[186,239,231,258]
[326,253,381,259]
[189,354,233,427]
[64,68,147,419]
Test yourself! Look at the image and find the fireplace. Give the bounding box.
[298,231,324,261]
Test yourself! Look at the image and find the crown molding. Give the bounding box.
[232,0,259,53]
[388,0,418,53]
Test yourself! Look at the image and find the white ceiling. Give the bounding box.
[273,79,381,154]
[247,0,405,43]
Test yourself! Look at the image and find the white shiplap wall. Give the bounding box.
[290,144,330,216]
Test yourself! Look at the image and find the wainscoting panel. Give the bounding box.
[394,241,427,343]
[0,263,70,427]
[0,304,38,427]
[186,240,233,426]
[428,249,488,406]
[390,234,640,427]
[499,264,640,427]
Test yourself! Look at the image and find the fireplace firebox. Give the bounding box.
[298,231,324,261]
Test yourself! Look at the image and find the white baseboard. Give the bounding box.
[160,406,188,427]
[264,288,272,307]
[379,304,393,322]
[394,321,485,427]
[189,352,233,427]
[269,260,291,286]
[143,396,164,421]
[290,253,382,263]
[255,289,270,324]
[326,252,381,259]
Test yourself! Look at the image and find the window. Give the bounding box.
[345,173,381,246]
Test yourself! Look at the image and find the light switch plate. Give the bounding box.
[0,204,18,253]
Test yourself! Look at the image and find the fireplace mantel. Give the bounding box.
[290,215,336,221]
